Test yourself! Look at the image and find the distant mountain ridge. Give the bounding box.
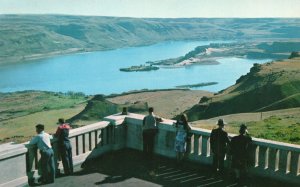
[185,52,300,121]
[1,15,300,64]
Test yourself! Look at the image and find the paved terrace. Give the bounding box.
[31,149,294,187]
[1,113,300,187]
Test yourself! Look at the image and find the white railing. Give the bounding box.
[1,112,299,186]
[25,120,126,184]
[105,113,300,184]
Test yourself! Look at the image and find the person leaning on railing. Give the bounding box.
[55,118,73,176]
[28,124,55,184]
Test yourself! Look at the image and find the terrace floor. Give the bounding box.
[28,149,297,187]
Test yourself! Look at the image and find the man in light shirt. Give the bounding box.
[29,124,55,184]
[142,107,161,158]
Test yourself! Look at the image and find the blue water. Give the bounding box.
[0,41,270,95]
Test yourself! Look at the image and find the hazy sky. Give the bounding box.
[0,0,300,18]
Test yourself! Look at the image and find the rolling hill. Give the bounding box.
[1,15,300,64]
[185,52,300,121]
[63,94,151,126]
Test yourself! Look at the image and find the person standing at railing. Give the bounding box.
[29,124,55,184]
[142,107,161,158]
[210,119,230,176]
[173,114,192,163]
[55,118,73,175]
[229,124,252,185]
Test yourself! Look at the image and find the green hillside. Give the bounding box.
[186,53,300,121]
[1,15,300,64]
[0,91,88,143]
[0,91,87,121]
[192,107,300,144]
[0,91,149,143]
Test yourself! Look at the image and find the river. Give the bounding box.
[0,41,270,95]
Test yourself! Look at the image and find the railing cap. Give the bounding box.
[124,113,300,152]
[104,113,127,125]
[69,121,110,137]
[0,142,27,160]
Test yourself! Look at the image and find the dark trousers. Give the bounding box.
[232,157,248,183]
[40,148,55,183]
[143,130,156,157]
[59,142,73,175]
[212,152,226,174]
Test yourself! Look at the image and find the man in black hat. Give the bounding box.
[55,118,73,175]
[210,119,230,176]
[230,124,252,184]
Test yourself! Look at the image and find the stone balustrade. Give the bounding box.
[25,120,127,184]
[0,112,299,186]
[106,113,300,184]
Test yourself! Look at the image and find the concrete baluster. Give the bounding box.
[70,137,77,156]
[77,135,84,155]
[278,149,289,174]
[207,136,211,157]
[193,134,200,155]
[96,129,102,146]
[198,135,202,156]
[90,131,97,150]
[189,134,194,154]
[289,151,300,176]
[83,133,89,153]
[90,131,96,150]
[87,132,92,151]
[201,136,209,157]
[268,147,278,172]
[258,146,269,170]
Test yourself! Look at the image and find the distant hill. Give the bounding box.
[151,41,300,66]
[1,15,300,64]
[68,94,148,124]
[185,53,300,121]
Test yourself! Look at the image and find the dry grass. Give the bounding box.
[107,90,213,119]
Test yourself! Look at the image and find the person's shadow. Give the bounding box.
[95,175,127,185]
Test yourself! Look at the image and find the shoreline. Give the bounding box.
[0,88,203,97]
[0,39,205,67]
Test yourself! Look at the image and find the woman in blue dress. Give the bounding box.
[174,114,191,162]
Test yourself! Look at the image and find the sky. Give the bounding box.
[0,0,300,18]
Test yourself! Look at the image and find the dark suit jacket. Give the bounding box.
[210,128,230,154]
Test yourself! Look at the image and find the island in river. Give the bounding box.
[120,65,159,72]
[176,82,218,89]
